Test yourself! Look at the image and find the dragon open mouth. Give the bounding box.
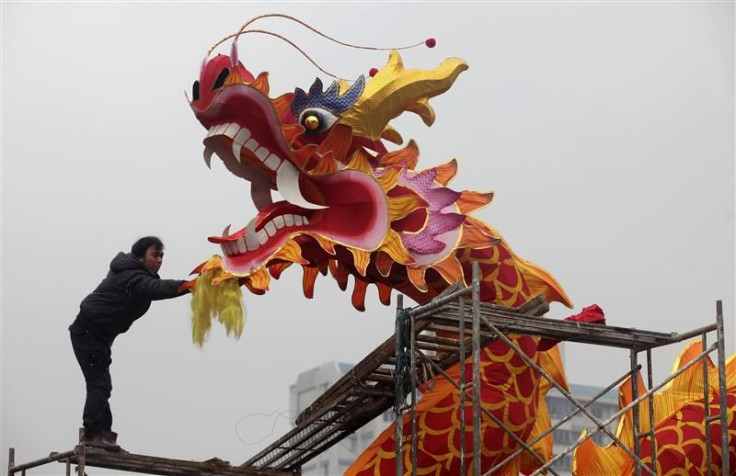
[193,84,387,275]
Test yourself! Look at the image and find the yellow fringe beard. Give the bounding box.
[190,267,245,346]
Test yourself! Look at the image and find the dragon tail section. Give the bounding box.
[573,340,736,474]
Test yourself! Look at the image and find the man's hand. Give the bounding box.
[178,279,197,294]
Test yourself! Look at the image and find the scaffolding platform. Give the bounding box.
[8,440,294,476]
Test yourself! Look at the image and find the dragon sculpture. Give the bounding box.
[183,18,735,475]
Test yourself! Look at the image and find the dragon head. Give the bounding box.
[187,46,493,310]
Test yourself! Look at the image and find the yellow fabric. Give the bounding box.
[190,257,244,346]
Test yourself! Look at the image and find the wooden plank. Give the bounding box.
[65,449,287,476]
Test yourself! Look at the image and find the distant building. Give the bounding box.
[289,362,392,475]
[290,363,619,475]
[546,384,619,474]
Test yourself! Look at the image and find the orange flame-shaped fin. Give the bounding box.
[376,282,392,306]
[310,155,339,175]
[242,278,266,295]
[250,72,270,95]
[346,148,374,174]
[247,268,271,292]
[281,124,304,146]
[432,254,465,286]
[379,230,415,266]
[458,221,499,250]
[268,261,292,279]
[329,260,350,290]
[291,144,318,170]
[376,166,402,191]
[350,248,371,277]
[317,124,352,164]
[457,191,494,215]
[351,277,369,311]
[379,139,419,169]
[312,235,337,255]
[273,239,309,265]
[302,265,319,299]
[407,266,428,292]
[434,159,458,186]
[272,93,293,118]
[388,194,427,222]
[375,251,394,278]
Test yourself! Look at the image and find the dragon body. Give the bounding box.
[186,34,734,474]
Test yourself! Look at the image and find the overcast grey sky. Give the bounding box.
[2,2,734,473]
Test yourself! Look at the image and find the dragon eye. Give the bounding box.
[303,114,320,131]
[192,80,200,101]
[212,68,230,91]
[298,108,338,135]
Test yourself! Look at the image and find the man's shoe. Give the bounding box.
[102,430,123,452]
[83,432,104,446]
[103,431,118,444]
[84,431,120,451]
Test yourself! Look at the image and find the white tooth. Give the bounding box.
[264,154,281,171]
[236,237,246,253]
[274,216,285,229]
[212,123,228,136]
[232,129,251,162]
[223,123,240,139]
[284,214,294,226]
[257,230,268,245]
[245,231,259,250]
[233,128,251,144]
[245,138,259,152]
[203,147,215,169]
[207,126,218,138]
[255,147,270,162]
[232,142,243,164]
[220,244,228,256]
[222,224,231,237]
[302,216,309,225]
[265,222,276,237]
[276,161,327,210]
[294,215,303,226]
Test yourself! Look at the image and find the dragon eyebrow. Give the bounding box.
[291,76,366,117]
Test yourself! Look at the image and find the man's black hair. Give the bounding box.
[131,236,164,258]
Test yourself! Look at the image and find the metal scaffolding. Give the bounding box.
[7,261,731,475]
[392,262,731,476]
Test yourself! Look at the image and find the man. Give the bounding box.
[69,236,189,450]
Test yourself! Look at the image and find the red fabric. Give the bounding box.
[537,304,605,351]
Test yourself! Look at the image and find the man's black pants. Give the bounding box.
[70,329,113,437]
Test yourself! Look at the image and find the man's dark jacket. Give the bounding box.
[69,252,186,344]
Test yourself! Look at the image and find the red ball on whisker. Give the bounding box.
[425,38,437,48]
[369,68,379,77]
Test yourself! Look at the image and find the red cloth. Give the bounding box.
[537,304,605,351]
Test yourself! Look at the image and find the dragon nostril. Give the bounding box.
[192,80,200,101]
[213,68,230,91]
